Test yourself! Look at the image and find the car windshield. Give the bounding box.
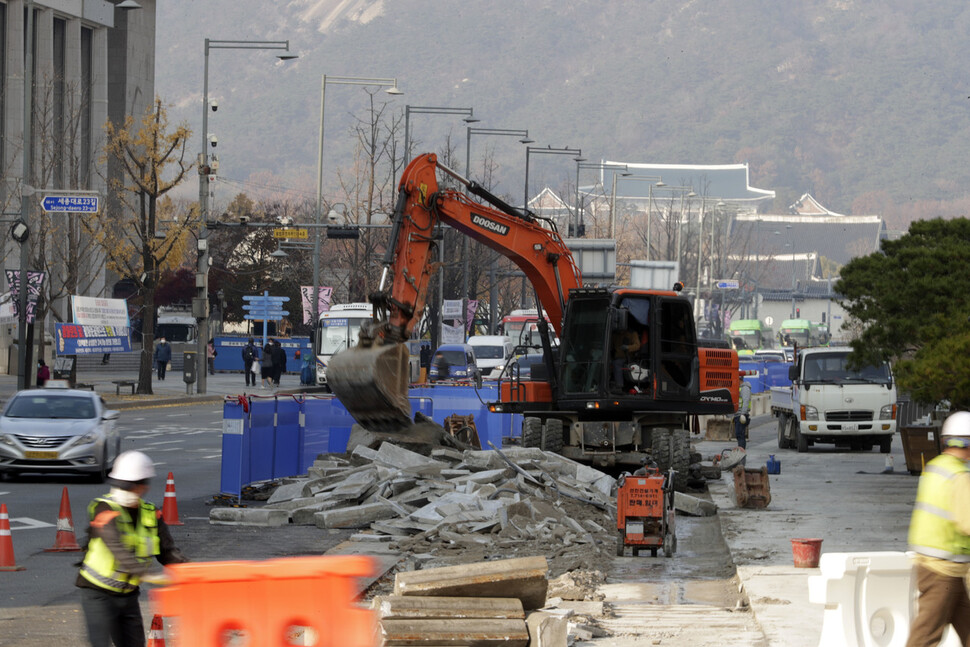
[433,350,466,366]
[6,395,96,419]
[802,354,892,384]
[472,346,504,359]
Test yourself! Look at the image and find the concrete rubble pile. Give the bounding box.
[374,556,607,647]
[227,443,620,575]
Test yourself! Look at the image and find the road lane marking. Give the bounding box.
[10,517,55,530]
[144,440,183,446]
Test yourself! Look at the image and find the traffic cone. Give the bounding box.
[161,472,182,526]
[0,503,25,571]
[44,487,82,552]
[146,615,165,647]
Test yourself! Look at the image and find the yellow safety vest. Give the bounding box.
[908,453,970,562]
[79,496,160,593]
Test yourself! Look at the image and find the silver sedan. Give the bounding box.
[0,386,121,482]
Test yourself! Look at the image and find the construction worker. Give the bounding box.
[76,450,188,647]
[906,411,970,647]
[734,380,752,449]
[610,328,641,392]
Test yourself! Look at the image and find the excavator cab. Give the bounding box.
[557,289,699,408]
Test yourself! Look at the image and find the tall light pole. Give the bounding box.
[466,128,532,333]
[197,38,297,395]
[523,146,582,308]
[575,162,628,238]
[313,75,402,351]
[787,224,796,318]
[404,105,476,164]
[609,173,663,241]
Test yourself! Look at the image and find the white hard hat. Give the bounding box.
[108,450,156,483]
[942,412,970,448]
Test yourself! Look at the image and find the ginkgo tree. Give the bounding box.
[82,97,197,394]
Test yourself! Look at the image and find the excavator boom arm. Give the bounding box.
[379,153,582,342]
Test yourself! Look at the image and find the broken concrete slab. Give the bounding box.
[393,556,549,610]
[314,501,399,529]
[431,447,465,463]
[374,595,525,620]
[376,442,450,473]
[266,481,308,505]
[209,508,288,527]
[379,618,529,647]
[674,491,718,517]
[526,611,568,647]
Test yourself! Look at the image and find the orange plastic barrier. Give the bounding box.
[150,555,377,647]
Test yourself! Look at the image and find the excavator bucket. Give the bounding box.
[327,342,412,432]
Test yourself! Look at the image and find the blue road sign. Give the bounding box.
[716,279,740,289]
[41,195,99,213]
[242,295,289,302]
[243,312,289,320]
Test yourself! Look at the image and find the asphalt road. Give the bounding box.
[0,401,345,647]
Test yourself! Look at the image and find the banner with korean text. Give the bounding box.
[55,323,132,354]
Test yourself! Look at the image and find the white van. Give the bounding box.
[467,335,514,375]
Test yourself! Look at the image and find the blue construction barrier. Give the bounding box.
[213,336,312,373]
[219,386,514,495]
[740,359,793,393]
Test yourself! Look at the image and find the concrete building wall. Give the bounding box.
[0,0,155,373]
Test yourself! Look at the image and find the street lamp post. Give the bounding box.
[574,162,628,238]
[313,75,402,352]
[198,38,296,395]
[609,174,662,241]
[523,146,582,308]
[466,128,532,334]
[787,224,795,318]
[404,105,476,164]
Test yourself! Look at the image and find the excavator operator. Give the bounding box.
[611,328,641,392]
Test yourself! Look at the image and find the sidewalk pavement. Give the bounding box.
[702,414,917,647]
[0,369,318,409]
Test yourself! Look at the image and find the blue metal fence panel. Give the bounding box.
[275,398,302,477]
[301,397,332,472]
[220,399,249,495]
[213,336,312,372]
[248,399,277,482]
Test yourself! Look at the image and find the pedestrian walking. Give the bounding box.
[206,339,216,375]
[734,380,752,449]
[153,338,171,381]
[260,340,274,389]
[76,450,188,647]
[906,410,970,647]
[36,359,50,387]
[242,338,258,387]
[272,339,286,387]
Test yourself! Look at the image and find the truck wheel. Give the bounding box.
[795,423,808,453]
[880,435,892,454]
[522,417,542,448]
[542,419,564,453]
[777,416,791,449]
[651,427,690,491]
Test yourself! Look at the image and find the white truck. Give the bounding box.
[771,346,897,453]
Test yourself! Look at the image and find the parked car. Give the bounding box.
[489,348,547,381]
[468,335,514,377]
[0,385,121,482]
[428,344,482,384]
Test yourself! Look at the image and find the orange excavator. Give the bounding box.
[327,153,739,474]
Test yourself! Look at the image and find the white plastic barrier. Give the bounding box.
[807,551,960,647]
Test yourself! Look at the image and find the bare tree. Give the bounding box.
[82,97,197,393]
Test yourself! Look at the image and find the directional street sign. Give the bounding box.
[273,228,308,240]
[41,195,99,213]
[242,295,290,302]
[715,279,740,290]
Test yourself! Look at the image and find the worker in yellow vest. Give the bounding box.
[75,450,188,647]
[907,411,970,647]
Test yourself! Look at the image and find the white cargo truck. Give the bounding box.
[771,346,897,453]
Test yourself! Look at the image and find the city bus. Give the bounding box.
[777,319,827,348]
[726,319,773,357]
[315,303,373,388]
[499,309,558,347]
